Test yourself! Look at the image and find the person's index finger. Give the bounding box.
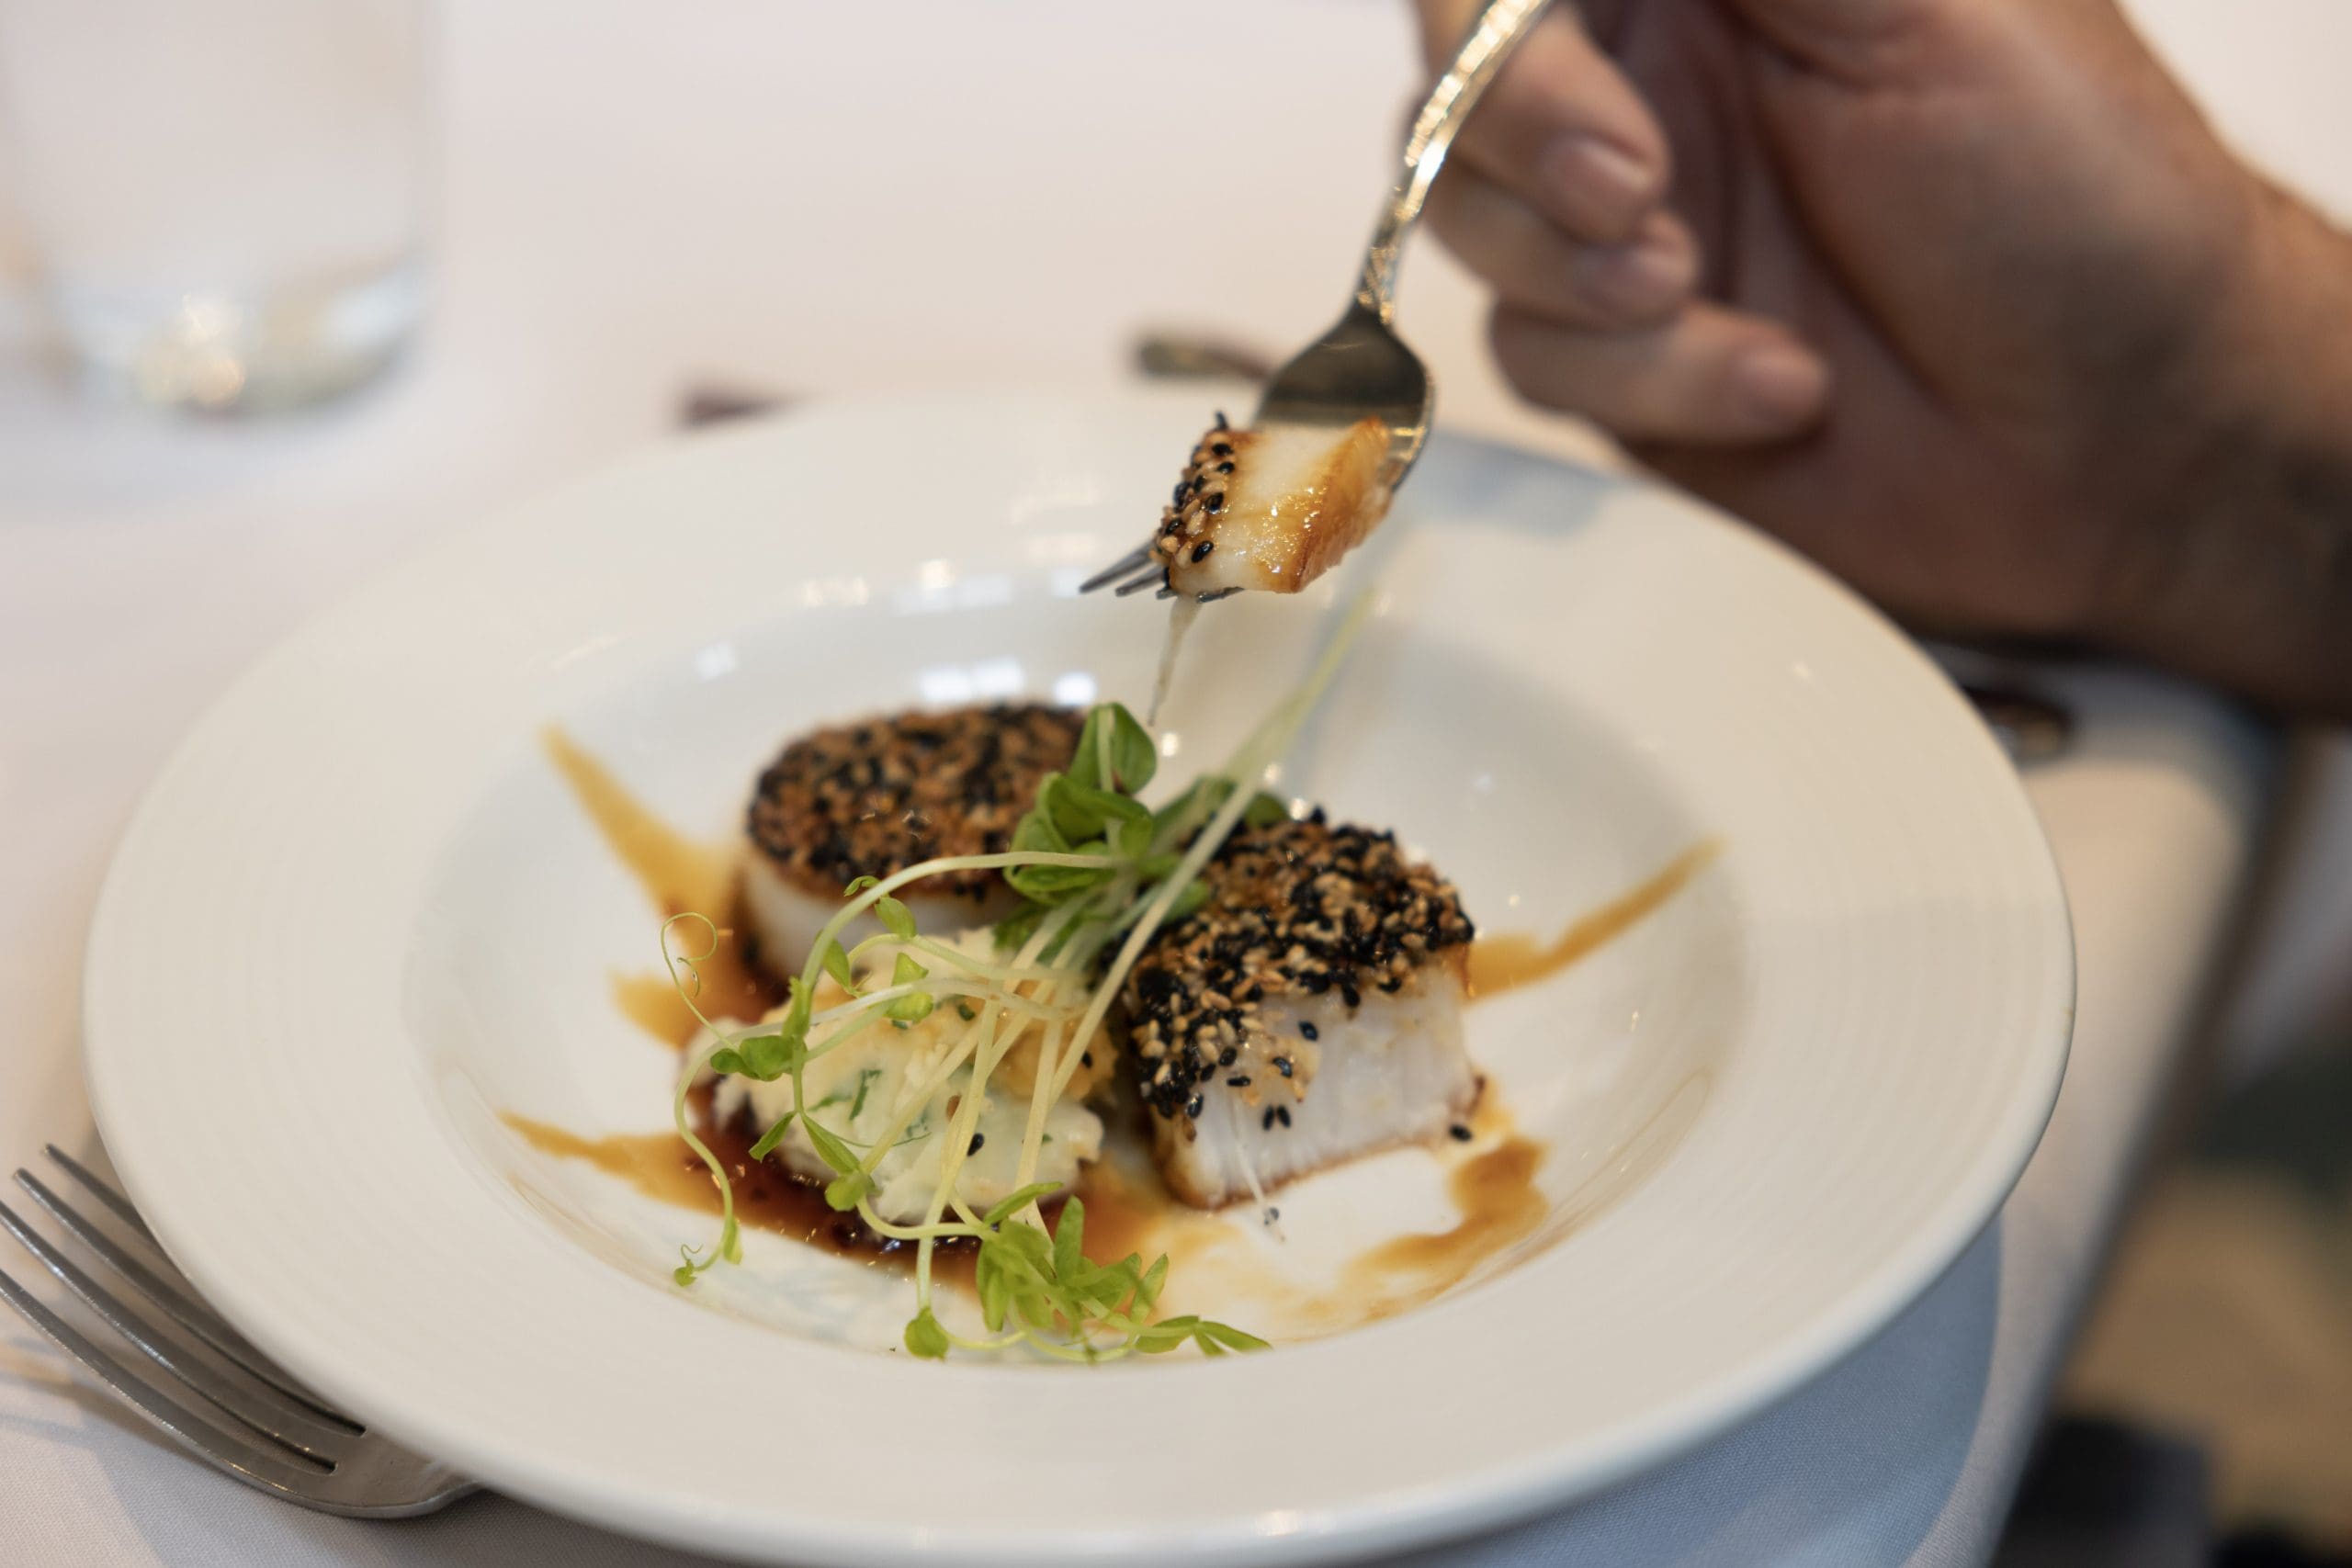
[1419,0,1672,244]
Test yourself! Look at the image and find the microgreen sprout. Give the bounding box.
[663,595,1375,1358]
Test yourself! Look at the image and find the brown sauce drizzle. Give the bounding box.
[503,1095,975,1285]
[541,727,781,1044]
[1469,838,1722,999]
[609,910,782,1051]
[1072,1108,1552,1337]
[503,1114,729,1221]
[529,727,1716,1333]
[1337,1136,1547,1318]
[1069,1148,1222,1282]
[541,727,730,916]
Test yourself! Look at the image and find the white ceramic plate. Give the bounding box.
[84,389,2071,1566]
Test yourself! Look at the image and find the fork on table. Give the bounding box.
[0,1143,476,1517]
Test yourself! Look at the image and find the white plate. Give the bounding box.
[84,389,2071,1566]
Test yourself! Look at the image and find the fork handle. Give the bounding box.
[1357,0,1557,322]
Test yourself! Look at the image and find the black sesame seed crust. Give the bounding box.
[1120,818,1475,1122]
[1149,423,1253,574]
[747,704,1081,899]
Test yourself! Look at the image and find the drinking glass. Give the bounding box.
[0,0,429,412]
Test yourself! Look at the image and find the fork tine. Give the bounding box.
[32,1154,271,1370]
[1078,543,1154,593]
[11,1172,355,1429]
[0,1197,348,1461]
[1157,586,1246,604]
[0,1262,334,1498]
[1113,564,1169,597]
[17,1169,240,1349]
[43,1145,160,1247]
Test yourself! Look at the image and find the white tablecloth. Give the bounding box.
[0,3,2325,1562]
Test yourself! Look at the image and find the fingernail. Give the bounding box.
[1579,231,1695,318]
[1735,344,1830,428]
[1546,134,1656,225]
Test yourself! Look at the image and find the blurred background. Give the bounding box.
[0,3,2344,1563]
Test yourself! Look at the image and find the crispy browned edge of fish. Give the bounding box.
[1282,415,1393,592]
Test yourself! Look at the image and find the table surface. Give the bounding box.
[0,3,2340,1563]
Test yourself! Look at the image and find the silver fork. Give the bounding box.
[1083,0,1557,601]
[0,1144,477,1517]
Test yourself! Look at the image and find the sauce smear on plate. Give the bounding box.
[504,1095,977,1282]
[1338,1134,1548,1317]
[1469,839,1722,998]
[541,728,781,1044]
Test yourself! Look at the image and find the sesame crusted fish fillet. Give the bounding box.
[1120,815,1479,1209]
[1151,414,1392,599]
[742,703,1081,977]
